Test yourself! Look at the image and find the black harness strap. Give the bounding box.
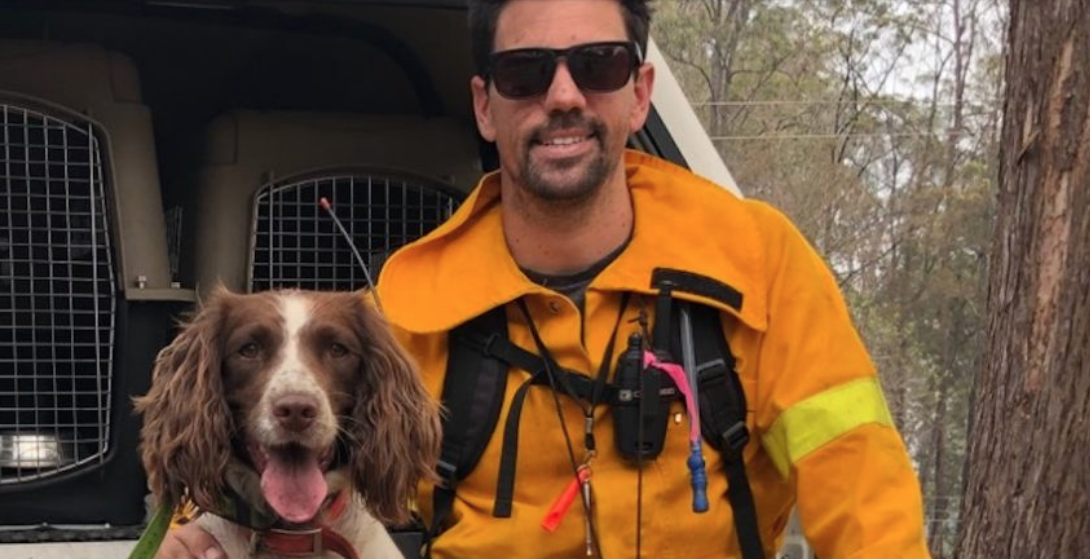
[459,327,616,400]
[492,373,541,517]
[429,306,508,543]
[688,303,765,559]
[651,268,744,312]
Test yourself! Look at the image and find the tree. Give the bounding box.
[955,1,1090,557]
[654,2,1006,551]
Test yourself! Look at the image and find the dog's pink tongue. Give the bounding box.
[260,453,327,524]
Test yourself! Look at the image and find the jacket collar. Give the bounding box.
[378,150,768,333]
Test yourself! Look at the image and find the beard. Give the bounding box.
[516,112,619,204]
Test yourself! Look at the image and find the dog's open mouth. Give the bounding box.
[248,441,335,524]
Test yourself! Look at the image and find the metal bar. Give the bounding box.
[62,111,77,466]
[349,176,357,289]
[268,185,275,291]
[87,121,105,465]
[678,302,699,408]
[26,107,41,474]
[43,110,59,459]
[96,125,117,457]
[3,105,20,480]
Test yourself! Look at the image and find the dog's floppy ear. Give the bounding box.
[347,292,441,525]
[133,287,235,510]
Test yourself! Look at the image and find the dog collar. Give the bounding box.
[247,491,360,559]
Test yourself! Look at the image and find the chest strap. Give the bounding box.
[428,306,509,550]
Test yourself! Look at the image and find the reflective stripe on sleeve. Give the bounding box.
[762,377,894,478]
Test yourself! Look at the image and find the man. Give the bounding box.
[160,0,931,557]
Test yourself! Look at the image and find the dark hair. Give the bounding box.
[468,0,653,77]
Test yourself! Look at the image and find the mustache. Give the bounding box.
[529,113,604,144]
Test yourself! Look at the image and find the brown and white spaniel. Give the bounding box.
[135,288,440,559]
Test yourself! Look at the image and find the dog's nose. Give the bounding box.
[273,394,319,432]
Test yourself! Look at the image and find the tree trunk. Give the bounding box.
[925,394,947,556]
[705,0,751,139]
[932,302,970,559]
[954,2,1090,558]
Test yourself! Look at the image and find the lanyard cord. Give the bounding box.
[515,293,630,455]
[515,292,631,557]
[632,299,652,559]
[515,298,581,480]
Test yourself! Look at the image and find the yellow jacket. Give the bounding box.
[378,151,930,559]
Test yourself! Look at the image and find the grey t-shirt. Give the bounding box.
[520,238,630,312]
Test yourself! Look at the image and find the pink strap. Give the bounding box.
[643,351,700,442]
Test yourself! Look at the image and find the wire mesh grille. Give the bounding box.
[250,172,462,292]
[0,101,117,484]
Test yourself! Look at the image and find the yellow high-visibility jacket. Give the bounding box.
[377,150,930,559]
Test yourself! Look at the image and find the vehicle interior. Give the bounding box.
[0,0,486,533]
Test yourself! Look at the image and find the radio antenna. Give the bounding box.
[319,197,383,315]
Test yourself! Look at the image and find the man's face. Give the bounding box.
[471,0,654,203]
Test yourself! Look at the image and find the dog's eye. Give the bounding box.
[239,343,261,359]
[328,342,349,357]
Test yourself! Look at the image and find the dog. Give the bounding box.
[135,288,441,558]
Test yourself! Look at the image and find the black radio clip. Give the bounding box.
[612,280,681,461]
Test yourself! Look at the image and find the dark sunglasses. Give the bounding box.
[487,41,642,99]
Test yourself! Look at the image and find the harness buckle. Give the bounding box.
[563,371,596,401]
[720,421,750,454]
[480,333,500,356]
[435,459,458,490]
